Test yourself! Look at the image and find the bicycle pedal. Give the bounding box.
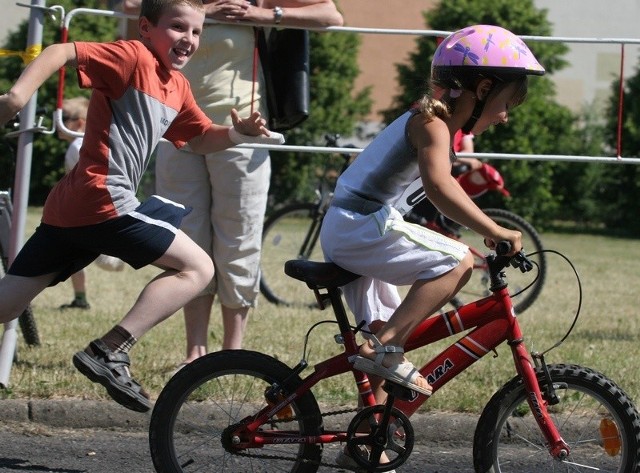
[383,381,418,401]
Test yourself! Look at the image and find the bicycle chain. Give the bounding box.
[229,406,359,469]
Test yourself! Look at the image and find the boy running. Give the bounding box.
[0,0,280,412]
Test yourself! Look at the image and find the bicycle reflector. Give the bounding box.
[599,417,622,456]
[264,387,293,420]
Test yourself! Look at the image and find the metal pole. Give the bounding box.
[0,0,45,388]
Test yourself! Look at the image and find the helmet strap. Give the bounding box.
[461,80,496,134]
[461,99,485,134]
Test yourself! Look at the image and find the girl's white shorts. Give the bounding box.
[320,204,469,330]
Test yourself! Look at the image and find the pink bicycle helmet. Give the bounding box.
[432,24,545,87]
[431,25,545,133]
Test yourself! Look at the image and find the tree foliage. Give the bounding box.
[381,0,582,227]
[596,74,640,235]
[0,0,118,203]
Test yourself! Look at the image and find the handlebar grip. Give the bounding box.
[495,241,511,256]
[489,241,534,275]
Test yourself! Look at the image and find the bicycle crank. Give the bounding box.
[346,404,414,472]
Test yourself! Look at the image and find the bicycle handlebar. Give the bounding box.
[490,241,534,285]
[495,240,512,256]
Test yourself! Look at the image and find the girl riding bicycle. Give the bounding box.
[320,24,545,396]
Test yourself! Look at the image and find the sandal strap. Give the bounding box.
[89,339,132,368]
[89,340,142,390]
[366,334,405,366]
[374,345,404,354]
[374,346,404,366]
[367,334,404,354]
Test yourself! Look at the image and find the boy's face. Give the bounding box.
[139,3,204,71]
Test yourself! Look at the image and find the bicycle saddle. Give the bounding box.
[284,260,360,290]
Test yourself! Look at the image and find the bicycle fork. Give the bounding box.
[509,337,571,460]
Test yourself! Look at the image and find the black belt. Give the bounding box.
[331,196,383,215]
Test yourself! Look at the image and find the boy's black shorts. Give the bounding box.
[8,195,190,286]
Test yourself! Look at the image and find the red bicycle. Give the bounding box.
[149,244,640,472]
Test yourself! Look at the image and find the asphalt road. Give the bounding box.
[0,421,475,473]
[0,399,479,472]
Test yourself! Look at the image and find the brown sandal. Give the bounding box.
[73,339,151,412]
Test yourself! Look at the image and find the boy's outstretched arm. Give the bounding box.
[188,108,283,154]
[0,43,78,126]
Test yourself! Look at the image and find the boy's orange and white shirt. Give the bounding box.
[43,40,212,228]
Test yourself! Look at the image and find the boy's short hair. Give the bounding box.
[140,0,204,25]
[62,96,89,120]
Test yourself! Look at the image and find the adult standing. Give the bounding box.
[123,0,343,367]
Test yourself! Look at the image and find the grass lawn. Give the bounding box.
[2,207,640,416]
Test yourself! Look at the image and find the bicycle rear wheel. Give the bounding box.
[149,350,323,473]
[473,364,640,472]
[0,254,40,346]
[17,305,40,347]
[454,208,546,314]
[260,203,325,307]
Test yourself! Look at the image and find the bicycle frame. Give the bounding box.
[292,150,342,261]
[296,203,328,261]
[238,256,571,460]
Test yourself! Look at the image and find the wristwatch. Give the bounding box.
[273,6,283,24]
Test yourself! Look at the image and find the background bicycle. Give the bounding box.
[0,121,40,347]
[149,244,640,472]
[259,135,546,313]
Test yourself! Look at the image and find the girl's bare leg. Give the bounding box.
[359,251,474,392]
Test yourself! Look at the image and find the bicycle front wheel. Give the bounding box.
[149,350,323,473]
[456,208,546,314]
[473,364,640,472]
[260,203,325,307]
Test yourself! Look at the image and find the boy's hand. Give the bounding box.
[227,108,285,146]
[230,108,269,137]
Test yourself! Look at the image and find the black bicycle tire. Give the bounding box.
[260,202,324,307]
[473,363,640,472]
[483,208,546,313]
[0,254,40,346]
[149,349,323,473]
[17,305,40,347]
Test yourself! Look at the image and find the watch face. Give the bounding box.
[274,6,283,23]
